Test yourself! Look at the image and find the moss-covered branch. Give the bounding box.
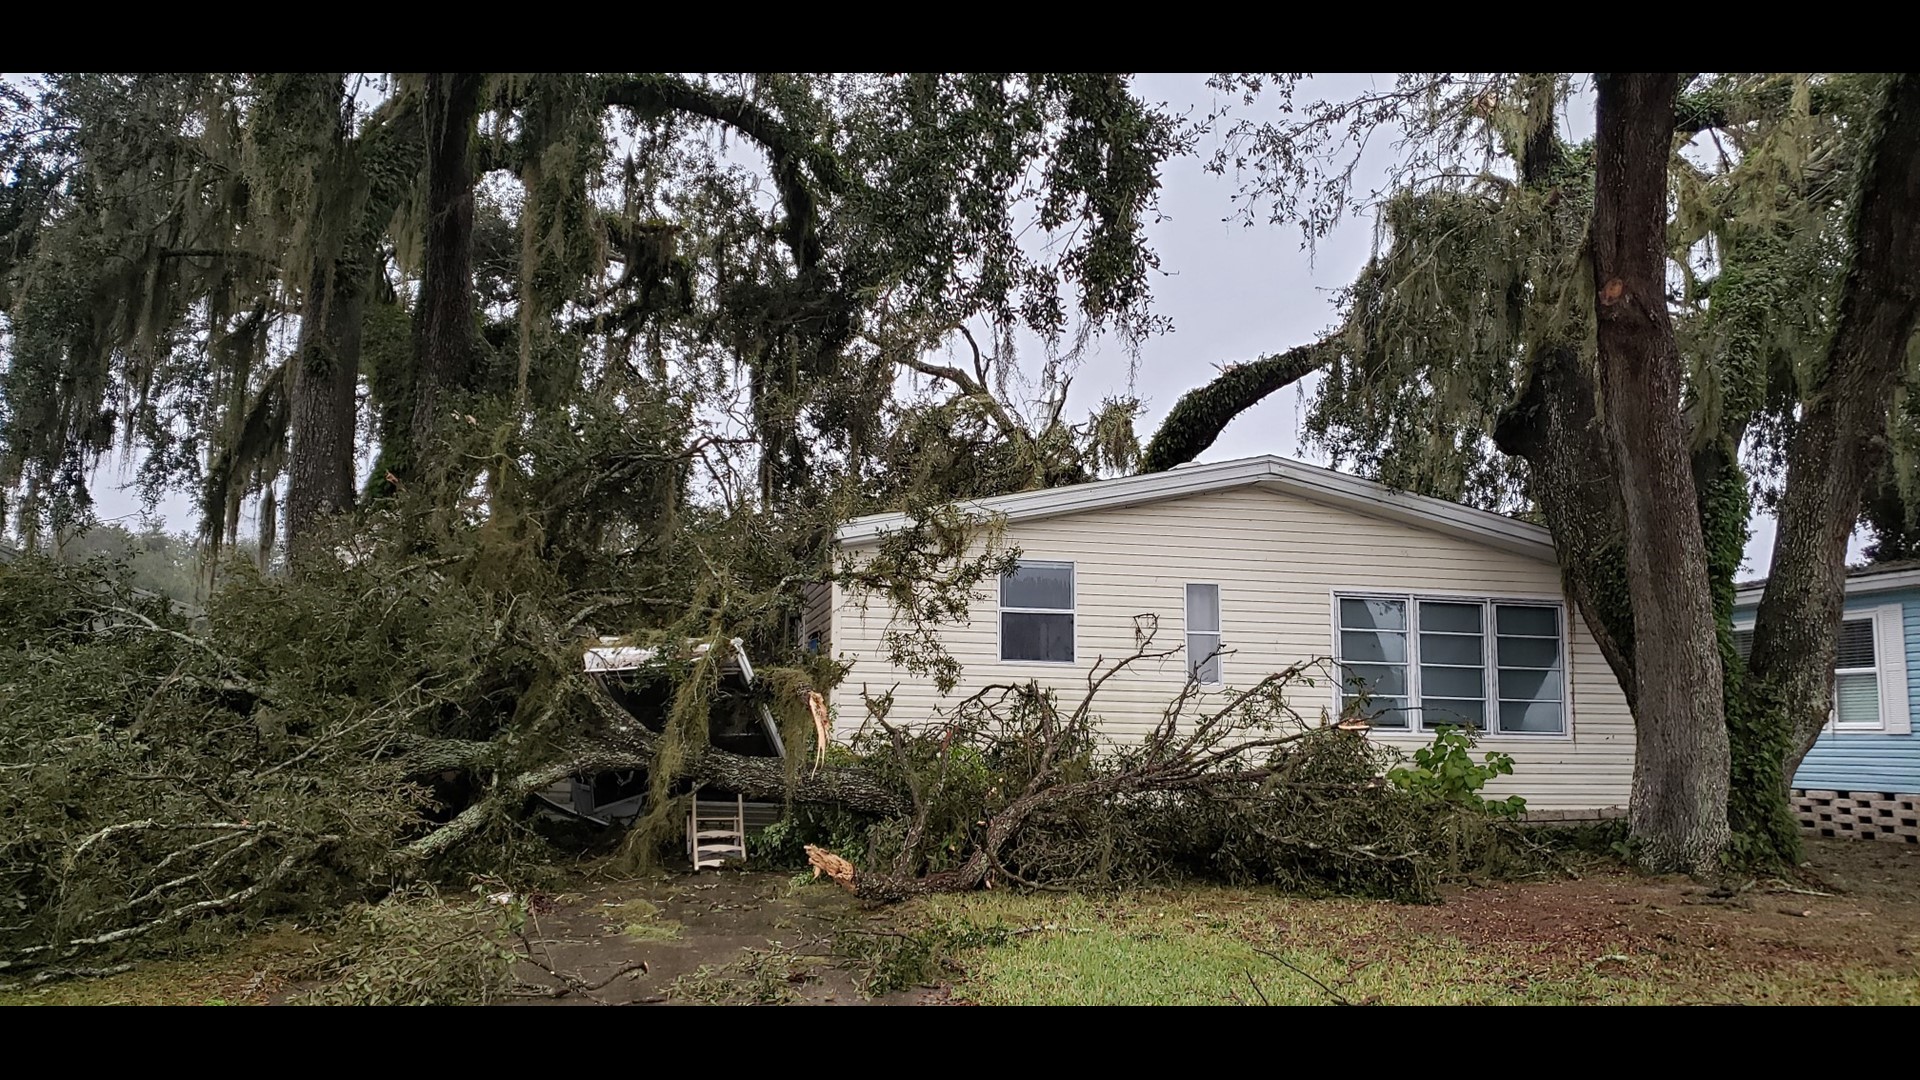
[1140,340,1332,473]
[602,75,843,271]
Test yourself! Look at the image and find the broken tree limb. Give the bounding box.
[399,709,908,863]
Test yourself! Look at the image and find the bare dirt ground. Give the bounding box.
[508,868,943,1005]
[1395,838,1920,971]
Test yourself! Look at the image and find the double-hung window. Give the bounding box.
[1000,561,1074,663]
[1335,593,1565,735]
[1734,605,1910,734]
[1832,616,1881,731]
[1187,583,1222,684]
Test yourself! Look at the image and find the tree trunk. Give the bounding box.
[1495,344,1636,702]
[285,259,366,549]
[1748,73,1920,800]
[1589,72,1730,874]
[401,723,908,862]
[404,72,485,482]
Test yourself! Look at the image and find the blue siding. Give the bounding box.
[1736,587,1920,794]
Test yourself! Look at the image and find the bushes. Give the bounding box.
[1387,726,1527,817]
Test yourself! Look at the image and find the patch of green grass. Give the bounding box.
[603,898,683,942]
[913,887,1920,1006]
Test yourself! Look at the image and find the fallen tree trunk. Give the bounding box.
[399,718,907,863]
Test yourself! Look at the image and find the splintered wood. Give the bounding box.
[806,844,857,891]
[805,690,831,776]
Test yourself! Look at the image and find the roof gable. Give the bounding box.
[836,455,1555,561]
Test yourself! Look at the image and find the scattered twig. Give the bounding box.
[1246,943,1353,1006]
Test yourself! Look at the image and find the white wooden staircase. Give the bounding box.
[687,789,747,869]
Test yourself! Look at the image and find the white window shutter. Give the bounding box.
[1877,603,1910,735]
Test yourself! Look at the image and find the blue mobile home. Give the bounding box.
[1734,563,1920,842]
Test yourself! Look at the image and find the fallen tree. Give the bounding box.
[804,620,1526,903]
[3,532,1538,981]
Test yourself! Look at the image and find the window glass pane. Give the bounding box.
[1419,601,1483,633]
[1001,611,1074,662]
[1499,700,1564,733]
[1187,583,1220,633]
[1001,563,1073,611]
[1423,699,1486,729]
[1732,628,1755,661]
[1188,633,1222,683]
[1835,671,1880,726]
[1345,695,1408,727]
[1836,619,1876,668]
[1499,668,1563,702]
[1496,636,1561,669]
[1341,630,1407,663]
[1340,598,1405,631]
[1422,666,1485,698]
[1340,663,1406,697]
[1420,633,1484,665]
[1496,605,1559,636]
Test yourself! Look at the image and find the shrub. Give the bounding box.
[1387,726,1527,817]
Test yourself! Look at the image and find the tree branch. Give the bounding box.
[1140,340,1333,472]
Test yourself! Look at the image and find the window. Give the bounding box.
[1000,561,1074,663]
[1731,606,1909,734]
[1338,598,1409,727]
[1496,604,1563,732]
[1335,594,1565,735]
[1833,616,1880,730]
[1187,583,1222,684]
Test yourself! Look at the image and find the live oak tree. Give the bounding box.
[1,73,1204,967]
[1141,73,1920,872]
[2,73,1183,556]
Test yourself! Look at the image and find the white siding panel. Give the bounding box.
[830,486,1634,811]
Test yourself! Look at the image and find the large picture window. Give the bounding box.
[1335,593,1565,735]
[1000,561,1074,663]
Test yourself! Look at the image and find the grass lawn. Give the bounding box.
[6,839,1917,1005]
[916,839,1920,1005]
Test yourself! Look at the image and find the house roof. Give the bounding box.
[835,454,1556,560]
[1735,559,1920,604]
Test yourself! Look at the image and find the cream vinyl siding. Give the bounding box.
[829,485,1634,812]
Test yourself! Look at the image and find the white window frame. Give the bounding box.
[1329,589,1570,738]
[1730,604,1909,736]
[998,559,1076,665]
[1185,582,1223,686]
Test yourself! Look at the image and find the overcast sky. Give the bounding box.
[79,73,1794,573]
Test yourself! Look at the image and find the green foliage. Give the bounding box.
[0,553,423,966]
[753,804,873,868]
[292,890,522,1006]
[836,505,1016,694]
[825,669,1533,902]
[44,521,202,604]
[835,919,1011,997]
[1387,726,1526,818]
